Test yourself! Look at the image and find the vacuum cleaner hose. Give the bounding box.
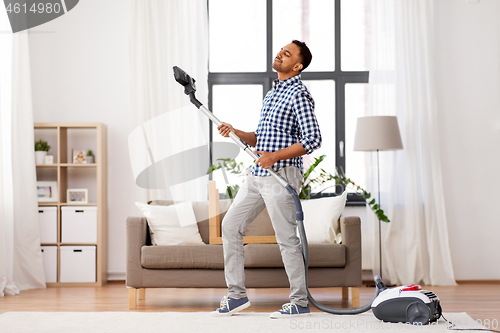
[286,185,383,314]
[173,66,383,315]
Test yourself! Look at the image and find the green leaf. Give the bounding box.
[369,199,376,205]
[303,155,326,183]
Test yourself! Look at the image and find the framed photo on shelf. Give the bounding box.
[37,181,58,202]
[72,149,87,164]
[44,155,54,164]
[67,188,88,204]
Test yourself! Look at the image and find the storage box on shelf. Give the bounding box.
[38,206,57,244]
[60,246,97,283]
[35,123,108,287]
[40,246,57,283]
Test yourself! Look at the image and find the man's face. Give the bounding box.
[272,43,303,74]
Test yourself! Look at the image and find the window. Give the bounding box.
[208,0,371,196]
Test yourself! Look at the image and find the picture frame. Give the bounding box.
[37,181,58,202]
[67,188,88,204]
[72,149,87,164]
[44,155,54,164]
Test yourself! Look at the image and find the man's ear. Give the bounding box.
[294,63,303,72]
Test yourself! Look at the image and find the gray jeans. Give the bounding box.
[221,166,307,307]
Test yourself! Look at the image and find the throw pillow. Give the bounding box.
[135,201,204,246]
[300,191,348,244]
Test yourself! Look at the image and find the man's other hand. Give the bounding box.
[254,151,278,169]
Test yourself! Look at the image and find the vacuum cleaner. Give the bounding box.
[172,66,442,323]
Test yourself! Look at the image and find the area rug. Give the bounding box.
[0,311,485,333]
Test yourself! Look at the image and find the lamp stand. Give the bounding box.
[377,149,382,281]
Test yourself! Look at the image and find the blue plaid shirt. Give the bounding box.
[251,75,322,176]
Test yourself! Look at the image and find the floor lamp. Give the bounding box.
[353,116,403,281]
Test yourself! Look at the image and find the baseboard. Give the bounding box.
[107,271,126,281]
[456,280,500,284]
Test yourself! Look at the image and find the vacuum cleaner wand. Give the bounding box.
[173,66,382,315]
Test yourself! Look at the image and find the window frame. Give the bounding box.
[208,0,368,200]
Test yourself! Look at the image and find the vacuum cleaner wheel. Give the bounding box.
[406,301,431,325]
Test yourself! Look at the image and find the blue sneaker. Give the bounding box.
[210,296,251,317]
[270,303,311,319]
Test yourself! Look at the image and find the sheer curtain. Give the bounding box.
[129,0,209,203]
[366,0,456,285]
[0,17,46,296]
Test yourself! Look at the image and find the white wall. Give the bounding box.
[29,0,135,280]
[28,0,500,281]
[434,0,500,280]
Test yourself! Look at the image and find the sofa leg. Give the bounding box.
[342,287,349,300]
[139,288,146,300]
[129,288,137,309]
[352,287,360,308]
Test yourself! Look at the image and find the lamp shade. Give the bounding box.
[353,116,403,151]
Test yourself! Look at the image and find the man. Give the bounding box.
[211,40,322,319]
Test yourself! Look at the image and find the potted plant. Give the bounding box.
[34,139,51,164]
[209,155,389,222]
[86,150,95,164]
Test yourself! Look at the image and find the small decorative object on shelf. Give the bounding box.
[72,149,87,164]
[67,188,88,204]
[37,181,58,202]
[86,149,95,164]
[44,155,54,164]
[35,139,51,164]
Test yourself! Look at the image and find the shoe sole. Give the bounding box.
[210,301,251,317]
[270,312,311,319]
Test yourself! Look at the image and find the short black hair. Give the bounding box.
[292,40,312,72]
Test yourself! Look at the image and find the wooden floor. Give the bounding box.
[1,281,499,322]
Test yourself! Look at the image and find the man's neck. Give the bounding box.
[277,72,300,81]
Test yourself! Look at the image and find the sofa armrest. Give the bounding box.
[126,216,148,288]
[340,216,362,286]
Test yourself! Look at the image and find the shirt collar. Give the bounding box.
[272,74,301,90]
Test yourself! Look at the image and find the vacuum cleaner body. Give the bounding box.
[371,284,442,325]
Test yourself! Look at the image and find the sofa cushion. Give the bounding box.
[244,243,346,268]
[141,245,224,269]
[301,193,347,244]
[149,199,233,244]
[135,202,204,246]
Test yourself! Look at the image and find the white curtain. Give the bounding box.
[367,0,456,285]
[129,0,209,203]
[0,18,46,295]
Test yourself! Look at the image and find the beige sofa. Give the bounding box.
[126,192,362,309]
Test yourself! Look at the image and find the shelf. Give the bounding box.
[36,163,97,167]
[60,203,97,206]
[35,122,107,287]
[34,122,102,129]
[60,163,97,167]
[38,202,59,206]
[37,202,98,206]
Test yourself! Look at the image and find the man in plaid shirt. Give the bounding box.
[211,40,322,319]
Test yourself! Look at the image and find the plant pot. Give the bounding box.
[35,151,47,164]
[87,156,94,164]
